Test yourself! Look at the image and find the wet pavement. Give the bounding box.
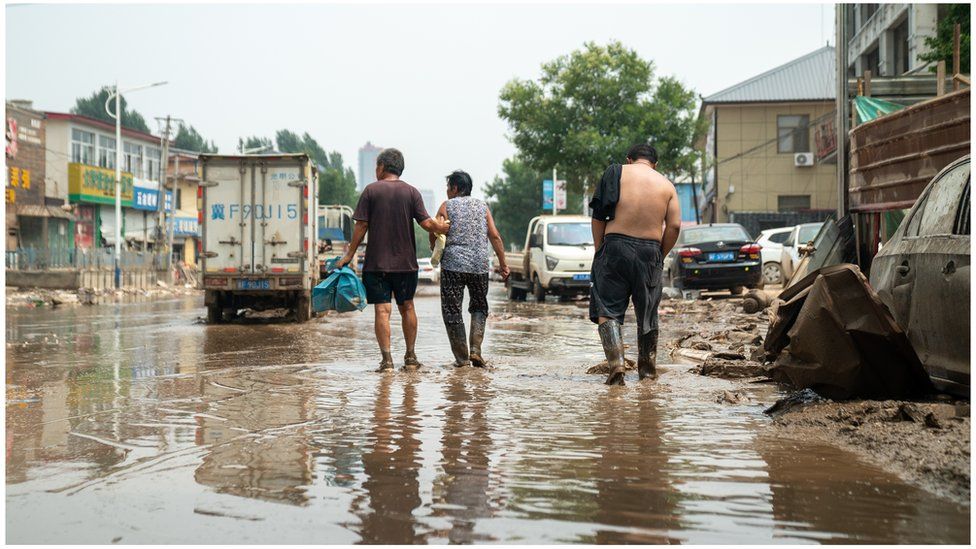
[5,286,971,544]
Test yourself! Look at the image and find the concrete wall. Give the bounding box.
[44,120,70,203]
[713,102,837,222]
[847,3,938,76]
[6,267,159,290]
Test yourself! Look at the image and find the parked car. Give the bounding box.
[663,223,763,294]
[871,155,970,395]
[417,258,440,284]
[756,226,794,285]
[780,222,826,281]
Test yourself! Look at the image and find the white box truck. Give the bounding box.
[199,154,319,323]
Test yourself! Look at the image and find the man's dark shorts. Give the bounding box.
[589,234,663,335]
[363,271,419,305]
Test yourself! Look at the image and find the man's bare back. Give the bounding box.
[604,163,678,242]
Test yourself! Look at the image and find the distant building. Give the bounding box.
[698,46,837,236]
[842,4,939,78]
[44,111,164,250]
[419,188,436,215]
[357,141,382,191]
[165,149,202,267]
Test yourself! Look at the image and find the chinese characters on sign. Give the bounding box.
[6,166,31,204]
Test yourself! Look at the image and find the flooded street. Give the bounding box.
[6,287,970,544]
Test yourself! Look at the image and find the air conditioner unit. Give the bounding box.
[794,152,814,167]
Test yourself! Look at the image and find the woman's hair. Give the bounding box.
[446,170,473,196]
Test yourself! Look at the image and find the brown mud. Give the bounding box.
[658,292,971,506]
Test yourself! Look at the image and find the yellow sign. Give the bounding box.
[68,163,134,206]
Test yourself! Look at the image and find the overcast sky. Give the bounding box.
[6,2,834,204]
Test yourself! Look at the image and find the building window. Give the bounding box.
[865,46,880,76]
[71,128,95,165]
[778,195,811,212]
[145,147,161,181]
[98,135,116,169]
[861,4,879,26]
[893,18,910,75]
[175,188,183,211]
[124,142,143,178]
[777,115,810,153]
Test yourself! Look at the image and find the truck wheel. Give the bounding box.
[533,278,546,302]
[295,293,312,323]
[730,286,745,296]
[207,303,223,324]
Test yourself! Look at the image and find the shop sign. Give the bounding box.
[6,166,32,204]
[172,216,199,237]
[133,186,161,211]
[68,163,134,206]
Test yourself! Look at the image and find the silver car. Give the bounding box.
[870,155,970,395]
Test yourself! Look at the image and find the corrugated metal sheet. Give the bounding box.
[703,46,835,104]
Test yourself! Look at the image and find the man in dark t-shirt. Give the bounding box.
[339,148,450,371]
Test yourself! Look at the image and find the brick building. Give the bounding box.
[5,100,74,252]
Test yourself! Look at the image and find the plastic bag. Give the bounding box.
[313,266,368,313]
[430,233,447,267]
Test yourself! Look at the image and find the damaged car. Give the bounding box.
[870,155,970,396]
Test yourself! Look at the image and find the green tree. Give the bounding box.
[919,4,971,74]
[172,123,217,153]
[414,224,432,259]
[498,41,701,193]
[484,157,548,247]
[238,136,273,153]
[274,129,357,207]
[71,86,151,133]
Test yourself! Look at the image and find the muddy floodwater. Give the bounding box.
[6,287,970,544]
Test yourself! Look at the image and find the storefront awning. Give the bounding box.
[16,204,76,221]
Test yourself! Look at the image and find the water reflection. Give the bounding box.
[432,370,495,543]
[353,374,424,544]
[5,295,972,545]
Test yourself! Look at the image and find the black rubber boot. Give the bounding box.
[403,349,423,371]
[377,350,394,372]
[638,330,659,381]
[447,323,471,367]
[469,312,488,368]
[599,320,626,386]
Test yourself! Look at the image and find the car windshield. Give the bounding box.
[797,224,823,244]
[547,223,593,246]
[682,226,750,245]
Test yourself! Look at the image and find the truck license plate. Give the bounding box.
[239,279,271,290]
[709,252,735,262]
[572,273,591,281]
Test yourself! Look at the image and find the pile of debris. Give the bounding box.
[6,282,201,308]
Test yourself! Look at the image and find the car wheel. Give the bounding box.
[762,262,782,285]
[533,277,546,302]
[730,286,745,296]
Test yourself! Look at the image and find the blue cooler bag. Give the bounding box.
[313,266,368,313]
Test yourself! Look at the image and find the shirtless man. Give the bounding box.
[589,143,681,385]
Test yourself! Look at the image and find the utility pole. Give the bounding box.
[835,6,850,218]
[157,116,172,271]
[168,155,179,284]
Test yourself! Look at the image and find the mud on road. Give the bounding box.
[653,293,971,506]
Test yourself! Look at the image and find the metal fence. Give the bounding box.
[5,247,165,271]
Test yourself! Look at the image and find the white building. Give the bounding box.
[843,3,940,78]
[45,112,165,249]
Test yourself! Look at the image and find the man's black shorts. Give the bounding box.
[589,234,663,335]
[362,271,419,305]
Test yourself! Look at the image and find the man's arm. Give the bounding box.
[419,216,450,235]
[486,208,510,280]
[338,220,368,268]
[428,202,448,249]
[592,219,607,251]
[662,186,682,256]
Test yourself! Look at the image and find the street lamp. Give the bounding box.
[104,80,167,289]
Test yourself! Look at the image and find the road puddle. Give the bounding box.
[5,288,970,543]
